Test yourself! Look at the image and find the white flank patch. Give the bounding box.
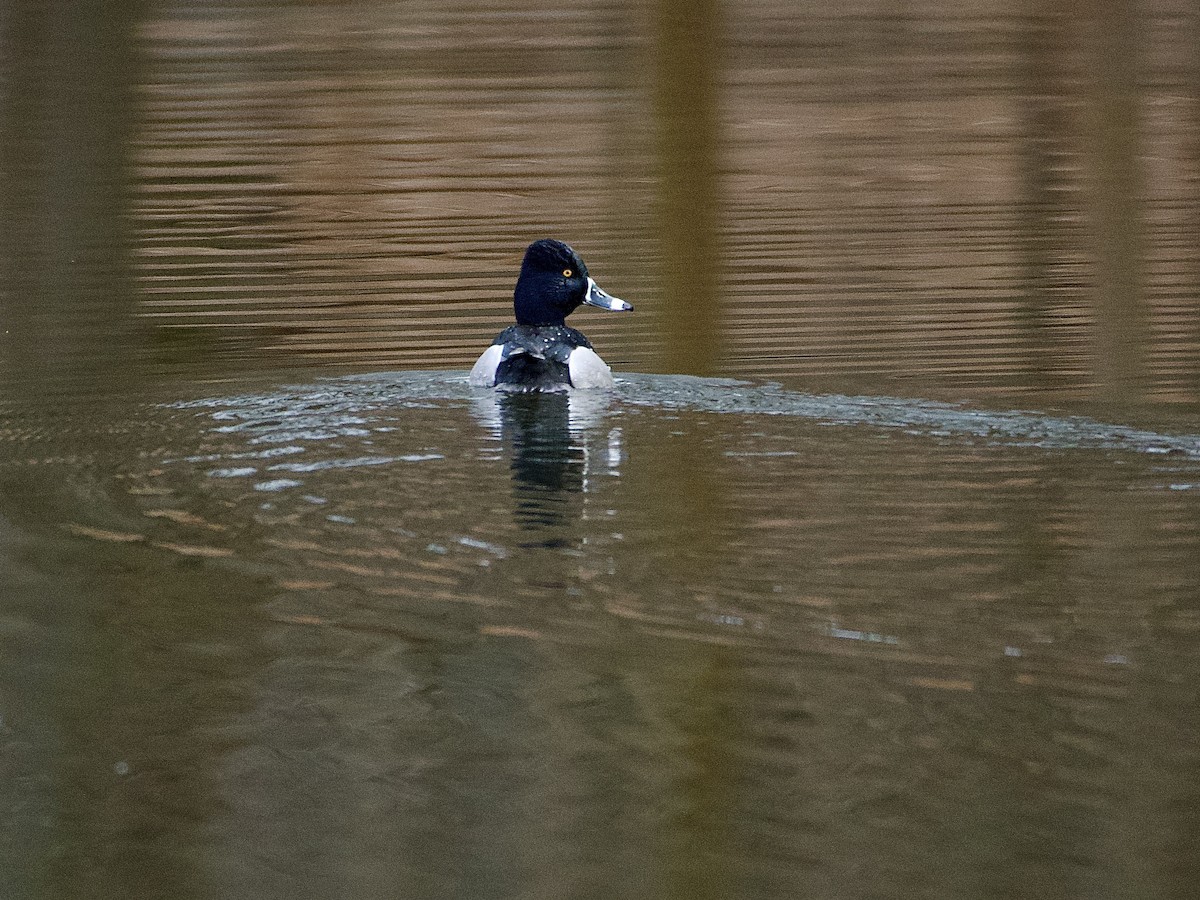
[468,345,504,387]
[568,347,614,389]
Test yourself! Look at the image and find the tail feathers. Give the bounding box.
[495,353,572,392]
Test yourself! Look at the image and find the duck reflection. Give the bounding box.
[470,390,619,539]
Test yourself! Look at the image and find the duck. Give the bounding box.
[469,239,633,391]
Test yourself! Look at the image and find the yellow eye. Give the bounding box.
[562,268,573,278]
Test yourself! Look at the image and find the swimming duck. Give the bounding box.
[469,239,633,391]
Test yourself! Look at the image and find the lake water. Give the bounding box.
[3,2,1200,898]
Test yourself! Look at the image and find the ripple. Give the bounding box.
[177,370,1200,463]
[253,478,302,492]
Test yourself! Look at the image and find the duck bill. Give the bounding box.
[582,277,633,312]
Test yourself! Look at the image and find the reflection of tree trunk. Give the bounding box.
[602,0,652,371]
[664,652,735,900]
[0,4,144,397]
[654,0,721,376]
[1162,14,1200,884]
[1083,0,1147,402]
[1186,6,1200,402]
[1013,9,1076,392]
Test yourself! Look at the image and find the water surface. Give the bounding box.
[3,0,1200,897]
[3,372,1200,897]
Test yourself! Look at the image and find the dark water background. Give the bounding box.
[2,2,1200,898]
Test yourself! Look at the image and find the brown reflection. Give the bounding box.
[110,1,1200,400]
[1083,0,1148,403]
[1182,5,1200,405]
[664,652,736,900]
[1013,9,1081,394]
[0,466,263,900]
[0,4,147,397]
[623,413,728,587]
[654,0,722,376]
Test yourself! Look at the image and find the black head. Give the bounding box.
[513,239,632,326]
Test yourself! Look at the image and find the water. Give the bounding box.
[3,0,1200,897]
[4,372,1200,897]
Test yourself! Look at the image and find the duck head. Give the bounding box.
[513,239,633,326]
